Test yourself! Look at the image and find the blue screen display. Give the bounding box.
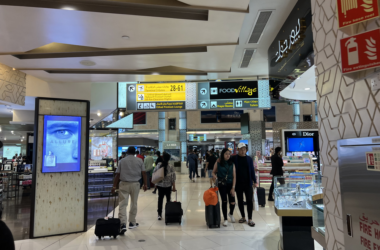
[42,115,82,173]
[288,138,314,152]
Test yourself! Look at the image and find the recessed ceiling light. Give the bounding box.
[12,68,16,71]
[122,35,130,40]
[151,72,160,75]
[97,112,101,116]
[4,138,6,140]
[80,60,96,66]
[62,6,76,10]
[11,131,14,134]
[305,88,310,90]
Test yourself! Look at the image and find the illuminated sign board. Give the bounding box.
[121,81,270,111]
[189,134,207,142]
[198,80,271,109]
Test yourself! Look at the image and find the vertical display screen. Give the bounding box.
[42,115,82,173]
[91,137,113,160]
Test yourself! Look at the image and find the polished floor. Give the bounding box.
[13,174,324,250]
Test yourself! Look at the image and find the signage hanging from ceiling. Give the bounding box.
[122,80,271,111]
[267,0,313,78]
[189,134,207,142]
[197,80,271,110]
[337,0,380,28]
[340,28,380,74]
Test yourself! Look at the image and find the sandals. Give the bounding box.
[248,221,256,227]
[239,218,246,223]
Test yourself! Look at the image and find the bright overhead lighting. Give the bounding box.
[12,68,16,71]
[97,112,101,116]
[4,138,6,140]
[62,6,76,10]
[305,88,310,90]
[11,131,14,134]
[151,72,160,75]
[122,35,130,40]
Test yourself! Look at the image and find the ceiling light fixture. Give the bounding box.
[122,35,130,40]
[80,60,96,66]
[97,112,101,116]
[151,72,160,75]
[62,6,76,10]
[305,88,310,90]
[11,131,14,134]
[4,138,6,140]
[12,68,16,71]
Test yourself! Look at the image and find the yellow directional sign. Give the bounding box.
[136,83,186,102]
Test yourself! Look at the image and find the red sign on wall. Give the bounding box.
[340,29,380,74]
[337,0,380,28]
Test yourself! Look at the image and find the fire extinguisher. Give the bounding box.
[345,37,359,65]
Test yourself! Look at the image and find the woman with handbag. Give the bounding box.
[212,148,236,227]
[152,152,177,221]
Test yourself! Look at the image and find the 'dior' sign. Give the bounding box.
[337,0,380,28]
[340,29,380,74]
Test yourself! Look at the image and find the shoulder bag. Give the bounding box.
[152,164,165,184]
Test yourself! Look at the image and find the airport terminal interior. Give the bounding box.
[0,0,380,250]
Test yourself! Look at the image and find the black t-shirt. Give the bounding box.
[155,156,163,166]
[234,155,250,188]
[206,155,217,170]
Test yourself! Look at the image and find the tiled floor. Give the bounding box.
[14,174,324,250]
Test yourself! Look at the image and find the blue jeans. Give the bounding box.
[189,166,196,180]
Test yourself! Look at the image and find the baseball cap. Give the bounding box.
[237,143,247,149]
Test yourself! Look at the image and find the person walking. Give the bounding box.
[153,152,176,220]
[268,147,285,201]
[205,151,217,188]
[112,147,147,233]
[212,148,236,227]
[136,150,144,161]
[144,152,154,190]
[232,143,257,227]
[187,151,198,182]
[152,151,163,194]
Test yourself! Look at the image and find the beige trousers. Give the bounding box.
[118,181,140,224]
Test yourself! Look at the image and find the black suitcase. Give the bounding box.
[95,193,121,239]
[165,191,183,225]
[205,202,221,228]
[201,167,206,178]
[256,187,266,207]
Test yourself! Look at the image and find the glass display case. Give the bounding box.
[312,195,325,235]
[274,173,322,210]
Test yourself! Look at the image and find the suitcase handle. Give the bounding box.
[106,192,118,218]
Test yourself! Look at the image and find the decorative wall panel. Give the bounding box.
[32,98,89,238]
[0,63,26,105]
[242,121,265,157]
[185,82,197,110]
[311,1,380,249]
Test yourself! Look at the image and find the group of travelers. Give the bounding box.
[113,142,265,234]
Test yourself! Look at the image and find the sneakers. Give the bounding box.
[158,215,162,221]
[228,213,236,223]
[120,224,127,234]
[223,220,228,227]
[128,222,139,229]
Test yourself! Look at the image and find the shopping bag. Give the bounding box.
[253,188,259,211]
[152,166,164,184]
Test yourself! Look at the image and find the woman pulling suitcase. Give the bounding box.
[153,152,177,221]
[212,148,236,227]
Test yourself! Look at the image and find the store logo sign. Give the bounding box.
[303,132,314,136]
[337,0,379,28]
[340,29,380,74]
[275,18,306,63]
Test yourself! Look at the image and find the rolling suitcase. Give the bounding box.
[256,187,266,207]
[201,165,206,178]
[205,184,221,228]
[165,191,183,225]
[95,193,121,239]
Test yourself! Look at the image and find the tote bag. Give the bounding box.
[152,166,165,184]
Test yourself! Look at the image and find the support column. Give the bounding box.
[179,111,187,161]
[158,112,166,152]
[243,121,265,157]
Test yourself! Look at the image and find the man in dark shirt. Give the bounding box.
[268,147,285,201]
[231,143,257,227]
[205,151,217,188]
[187,151,198,182]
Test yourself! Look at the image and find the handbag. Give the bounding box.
[152,165,165,184]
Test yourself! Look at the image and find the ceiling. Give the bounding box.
[0,0,300,128]
[0,0,297,83]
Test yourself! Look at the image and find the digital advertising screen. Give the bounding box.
[42,115,82,173]
[3,146,21,160]
[288,138,314,152]
[91,137,113,160]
